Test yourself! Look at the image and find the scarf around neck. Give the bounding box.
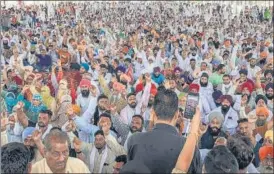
[89,145,108,173]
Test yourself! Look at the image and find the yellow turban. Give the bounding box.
[265,129,273,143]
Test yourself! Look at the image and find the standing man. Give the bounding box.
[127,89,201,173]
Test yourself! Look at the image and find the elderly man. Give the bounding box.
[206,95,239,135]
[249,106,272,138]
[258,146,274,173]
[31,129,90,173]
[22,127,44,164]
[200,111,227,150]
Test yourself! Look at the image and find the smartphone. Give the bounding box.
[184,93,199,120]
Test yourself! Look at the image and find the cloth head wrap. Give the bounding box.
[220,95,233,104]
[259,146,274,161]
[241,82,254,94]
[32,94,42,102]
[22,127,36,141]
[79,79,91,88]
[208,111,224,125]
[255,94,268,105]
[189,83,200,92]
[256,106,269,117]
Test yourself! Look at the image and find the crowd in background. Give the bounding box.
[0,1,273,173]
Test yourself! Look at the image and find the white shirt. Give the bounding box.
[247,64,261,80]
[120,105,139,125]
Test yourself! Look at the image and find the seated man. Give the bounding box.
[67,107,118,144]
[203,145,239,173]
[73,130,126,173]
[258,146,274,173]
[200,111,227,149]
[1,142,33,173]
[206,95,239,135]
[31,129,90,173]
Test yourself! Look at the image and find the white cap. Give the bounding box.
[141,69,150,75]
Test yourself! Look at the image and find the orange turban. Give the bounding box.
[260,51,268,58]
[265,41,271,47]
[120,74,131,83]
[256,106,269,117]
[259,146,274,161]
[122,46,129,54]
[72,104,81,116]
[113,82,126,92]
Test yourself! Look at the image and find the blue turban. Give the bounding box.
[22,127,36,141]
[180,74,187,82]
[5,92,17,114]
[212,90,223,101]
[32,94,42,102]
[81,63,90,72]
[116,65,126,73]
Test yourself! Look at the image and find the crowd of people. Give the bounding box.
[1,1,273,173]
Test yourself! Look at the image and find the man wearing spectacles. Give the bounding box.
[31,129,90,173]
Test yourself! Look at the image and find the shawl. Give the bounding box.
[52,95,72,127]
[5,92,18,114]
[27,103,47,123]
[41,86,55,109]
[27,94,47,123]
[89,146,108,173]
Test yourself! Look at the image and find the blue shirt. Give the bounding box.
[151,73,165,85]
[73,116,117,143]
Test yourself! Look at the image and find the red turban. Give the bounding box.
[220,95,233,104]
[189,83,200,93]
[241,82,254,94]
[150,85,158,96]
[135,83,157,96]
[79,79,91,88]
[113,82,126,92]
[13,76,23,86]
[259,146,274,161]
[135,83,144,94]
